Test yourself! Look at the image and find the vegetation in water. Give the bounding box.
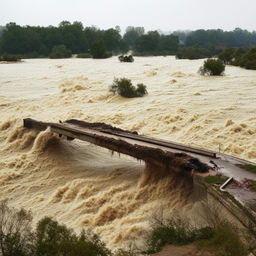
[118,55,134,62]
[232,47,256,70]
[0,54,21,62]
[49,45,72,59]
[109,78,147,98]
[199,58,225,76]
[176,47,217,59]
[77,53,92,58]
[90,40,112,59]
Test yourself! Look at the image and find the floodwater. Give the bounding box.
[0,57,255,248]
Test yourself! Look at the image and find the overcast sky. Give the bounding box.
[1,0,255,32]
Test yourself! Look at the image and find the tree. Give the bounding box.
[218,48,235,64]
[233,47,256,70]
[103,28,122,51]
[90,40,111,59]
[49,45,72,58]
[123,26,145,48]
[135,31,160,54]
[110,78,147,98]
[0,200,34,256]
[158,34,179,54]
[199,58,225,76]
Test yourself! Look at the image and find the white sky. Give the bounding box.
[1,0,255,32]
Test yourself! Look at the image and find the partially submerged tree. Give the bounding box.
[199,58,225,76]
[118,55,134,62]
[109,78,147,98]
[90,40,112,59]
[49,45,72,59]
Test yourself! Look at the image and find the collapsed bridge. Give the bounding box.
[23,118,213,179]
[24,118,252,181]
[23,118,256,232]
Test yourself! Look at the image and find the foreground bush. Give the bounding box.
[109,78,147,98]
[49,45,72,59]
[118,55,134,62]
[0,201,111,256]
[145,215,250,256]
[199,58,225,76]
[145,217,213,254]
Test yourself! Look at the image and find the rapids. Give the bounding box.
[0,56,255,248]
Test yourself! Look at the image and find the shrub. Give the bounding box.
[77,53,92,58]
[49,45,72,59]
[198,222,248,256]
[233,47,256,70]
[0,201,112,256]
[118,55,134,62]
[145,217,214,254]
[90,40,112,59]
[35,217,111,256]
[0,54,21,62]
[176,47,215,60]
[0,200,34,256]
[218,48,235,64]
[199,58,225,76]
[109,78,147,98]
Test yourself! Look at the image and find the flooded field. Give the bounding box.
[0,56,255,248]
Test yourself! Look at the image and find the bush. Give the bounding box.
[35,217,111,256]
[176,47,215,60]
[198,222,248,256]
[0,201,112,256]
[232,47,256,70]
[118,55,134,62]
[0,54,21,62]
[0,200,34,256]
[145,214,250,256]
[145,217,214,254]
[49,45,72,59]
[77,53,92,58]
[218,48,235,64]
[90,40,112,59]
[199,58,225,76]
[109,78,147,98]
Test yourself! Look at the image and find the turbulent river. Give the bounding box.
[0,56,255,248]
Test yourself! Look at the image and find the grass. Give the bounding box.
[242,164,256,174]
[250,181,256,191]
[204,175,226,185]
[197,222,248,256]
[145,217,213,254]
[144,205,253,256]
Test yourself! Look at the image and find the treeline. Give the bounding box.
[0,22,256,58]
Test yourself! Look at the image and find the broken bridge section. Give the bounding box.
[23,118,210,179]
